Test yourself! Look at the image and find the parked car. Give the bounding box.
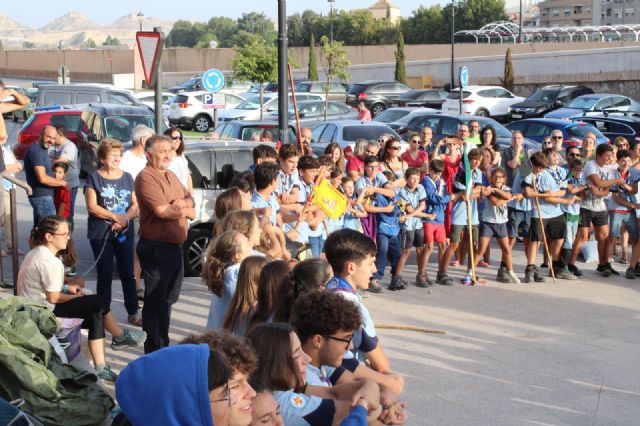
[442,86,525,120]
[78,104,166,174]
[268,100,358,127]
[168,75,203,93]
[396,112,538,152]
[183,140,270,276]
[214,121,296,143]
[505,118,609,147]
[570,113,640,145]
[310,120,406,154]
[35,85,147,110]
[395,89,448,109]
[217,93,323,123]
[132,91,175,110]
[373,107,438,131]
[544,94,640,119]
[13,109,84,160]
[508,85,593,121]
[345,81,413,117]
[168,90,246,132]
[2,86,37,123]
[294,80,349,101]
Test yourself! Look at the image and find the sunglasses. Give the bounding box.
[389,146,401,150]
[551,136,563,140]
[411,139,420,143]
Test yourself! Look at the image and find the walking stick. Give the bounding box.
[532,174,557,284]
[287,64,304,153]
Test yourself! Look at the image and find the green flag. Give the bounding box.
[463,143,473,197]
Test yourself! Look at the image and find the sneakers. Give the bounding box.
[556,269,578,280]
[506,270,521,284]
[436,273,454,286]
[96,365,118,382]
[111,328,146,351]
[596,263,618,277]
[64,266,77,277]
[367,279,383,293]
[524,265,545,283]
[625,267,636,279]
[568,264,583,278]
[496,267,511,283]
[533,266,545,283]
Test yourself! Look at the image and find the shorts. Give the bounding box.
[423,222,446,243]
[579,208,608,228]
[450,224,479,244]
[401,228,425,249]
[608,211,629,238]
[507,208,531,239]
[624,211,639,242]
[529,214,566,242]
[479,222,508,239]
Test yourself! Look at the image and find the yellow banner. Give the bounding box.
[311,179,348,220]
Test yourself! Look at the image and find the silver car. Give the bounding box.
[268,100,358,127]
[310,120,407,154]
[545,93,640,119]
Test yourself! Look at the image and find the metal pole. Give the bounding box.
[450,0,455,90]
[518,0,523,43]
[277,0,289,145]
[10,188,18,293]
[154,26,163,133]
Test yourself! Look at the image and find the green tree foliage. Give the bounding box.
[394,32,406,84]
[167,20,208,47]
[207,17,238,48]
[232,42,277,120]
[103,35,121,46]
[85,38,97,48]
[319,36,350,120]
[308,34,319,81]
[227,30,265,48]
[237,12,277,45]
[503,48,514,92]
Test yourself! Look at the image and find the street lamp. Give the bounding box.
[136,12,144,32]
[328,0,336,42]
[518,0,523,43]
[450,0,455,90]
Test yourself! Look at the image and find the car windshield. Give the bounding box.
[568,97,599,109]
[566,123,603,139]
[236,96,263,110]
[398,91,425,100]
[178,77,200,88]
[446,91,471,100]
[342,125,401,142]
[460,117,512,138]
[348,84,367,95]
[104,115,158,141]
[295,83,312,92]
[526,89,560,103]
[373,109,410,123]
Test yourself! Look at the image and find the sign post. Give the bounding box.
[136,29,164,132]
[202,68,225,131]
[459,66,469,114]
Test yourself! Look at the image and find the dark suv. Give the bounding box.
[571,113,640,145]
[508,85,593,121]
[346,81,412,117]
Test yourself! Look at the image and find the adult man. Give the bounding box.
[467,120,481,145]
[121,125,152,180]
[419,126,435,155]
[501,130,526,187]
[550,129,564,152]
[135,135,195,353]
[357,102,372,121]
[50,123,80,226]
[567,144,625,277]
[300,127,314,156]
[24,125,69,226]
[457,124,475,154]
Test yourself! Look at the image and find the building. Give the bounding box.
[368,0,401,25]
[538,0,598,26]
[600,0,640,25]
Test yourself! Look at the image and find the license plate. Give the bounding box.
[512,113,522,119]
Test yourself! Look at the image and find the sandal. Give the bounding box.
[127,314,143,327]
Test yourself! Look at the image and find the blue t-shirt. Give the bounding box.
[206,263,240,331]
[397,184,427,230]
[85,170,135,240]
[24,142,54,198]
[305,364,345,388]
[421,176,451,225]
[251,190,280,226]
[451,168,483,226]
[276,169,302,196]
[562,174,584,215]
[354,173,388,196]
[372,193,400,237]
[523,170,563,219]
[274,390,335,426]
[508,170,532,211]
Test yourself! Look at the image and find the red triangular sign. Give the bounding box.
[136,32,163,87]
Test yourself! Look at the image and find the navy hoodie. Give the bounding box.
[116,344,214,426]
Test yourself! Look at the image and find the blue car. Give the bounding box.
[505,118,609,148]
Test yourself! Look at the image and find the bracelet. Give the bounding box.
[62,284,69,294]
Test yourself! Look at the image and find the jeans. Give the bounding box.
[563,219,579,250]
[309,236,325,257]
[69,186,78,223]
[28,195,56,227]
[137,238,184,354]
[373,233,401,280]
[90,235,138,316]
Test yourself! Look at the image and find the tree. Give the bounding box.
[103,35,121,46]
[166,20,207,47]
[207,17,238,48]
[238,12,277,45]
[85,38,97,48]
[394,32,406,84]
[319,36,350,121]
[287,13,305,46]
[503,48,514,92]
[227,30,264,48]
[232,42,277,120]
[308,34,319,81]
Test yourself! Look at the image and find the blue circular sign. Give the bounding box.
[460,66,469,89]
[202,69,225,93]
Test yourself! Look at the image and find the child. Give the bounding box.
[53,161,71,223]
[340,176,367,232]
[203,230,254,331]
[395,168,430,288]
[248,144,277,172]
[221,256,268,336]
[607,149,633,265]
[287,156,324,258]
[560,158,587,271]
[419,159,455,287]
[475,168,519,284]
[275,144,302,217]
[437,148,484,286]
[252,162,291,258]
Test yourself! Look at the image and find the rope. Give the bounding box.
[77,221,129,278]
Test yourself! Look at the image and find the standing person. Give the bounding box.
[501,130,526,188]
[419,126,435,156]
[346,139,368,180]
[357,102,372,121]
[324,142,346,172]
[580,132,597,162]
[24,125,69,226]
[300,127,314,157]
[85,139,142,326]
[221,256,268,336]
[49,123,80,228]
[606,149,633,265]
[1,133,23,256]
[135,134,196,353]
[165,127,193,192]
[467,120,481,145]
[379,138,407,181]
[561,158,587,270]
[480,125,501,166]
[400,133,429,178]
[431,136,462,236]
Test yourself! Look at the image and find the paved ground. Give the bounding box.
[2,120,640,425]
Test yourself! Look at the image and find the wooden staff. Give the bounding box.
[532,174,557,284]
[287,64,303,153]
[466,195,477,283]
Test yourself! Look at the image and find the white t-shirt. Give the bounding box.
[120,149,147,180]
[169,155,190,190]
[2,145,17,190]
[582,160,611,212]
[17,245,65,310]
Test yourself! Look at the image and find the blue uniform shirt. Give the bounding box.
[508,171,532,211]
[451,168,483,226]
[421,176,451,225]
[274,390,335,426]
[251,190,280,226]
[397,184,427,230]
[523,170,563,219]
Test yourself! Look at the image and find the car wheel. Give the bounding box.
[183,228,212,277]
[475,109,490,117]
[371,104,386,117]
[193,115,212,133]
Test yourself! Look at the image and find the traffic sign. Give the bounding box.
[136,31,164,87]
[202,69,225,93]
[459,66,469,89]
[202,93,226,109]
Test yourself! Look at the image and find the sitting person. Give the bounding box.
[17,215,144,382]
[249,377,285,426]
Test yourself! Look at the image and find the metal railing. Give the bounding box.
[1,173,32,293]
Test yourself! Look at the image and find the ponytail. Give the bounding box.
[201,230,243,297]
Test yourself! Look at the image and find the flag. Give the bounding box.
[463,143,473,197]
[311,179,348,220]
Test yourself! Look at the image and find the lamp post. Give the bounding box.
[328,0,336,42]
[136,12,144,32]
[518,0,523,43]
[450,0,455,90]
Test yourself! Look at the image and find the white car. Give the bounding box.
[217,93,323,123]
[442,86,525,120]
[168,90,246,132]
[133,91,175,110]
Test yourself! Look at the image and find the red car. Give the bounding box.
[13,110,83,160]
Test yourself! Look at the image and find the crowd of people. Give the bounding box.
[4,93,640,424]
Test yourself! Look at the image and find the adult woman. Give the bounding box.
[165,127,193,192]
[379,137,408,180]
[480,125,501,166]
[85,139,141,326]
[346,139,368,180]
[324,143,345,172]
[17,216,144,382]
[400,133,429,177]
[581,132,596,161]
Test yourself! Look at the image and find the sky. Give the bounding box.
[3,0,442,28]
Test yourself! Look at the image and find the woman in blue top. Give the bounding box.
[85,139,141,326]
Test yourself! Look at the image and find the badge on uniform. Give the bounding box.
[290,394,308,409]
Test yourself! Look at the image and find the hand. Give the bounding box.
[183,207,196,220]
[481,186,493,196]
[350,380,380,413]
[64,275,85,288]
[379,401,408,425]
[405,205,414,214]
[513,193,524,201]
[616,178,626,186]
[67,285,83,296]
[171,198,188,210]
[384,204,395,213]
[425,213,436,220]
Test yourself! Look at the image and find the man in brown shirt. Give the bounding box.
[135,134,195,353]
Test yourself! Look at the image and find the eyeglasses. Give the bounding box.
[551,136,563,140]
[108,153,122,159]
[51,231,71,238]
[389,146,400,150]
[324,334,353,346]
[568,152,582,157]
[171,135,182,140]
[543,142,553,146]
[411,139,420,143]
